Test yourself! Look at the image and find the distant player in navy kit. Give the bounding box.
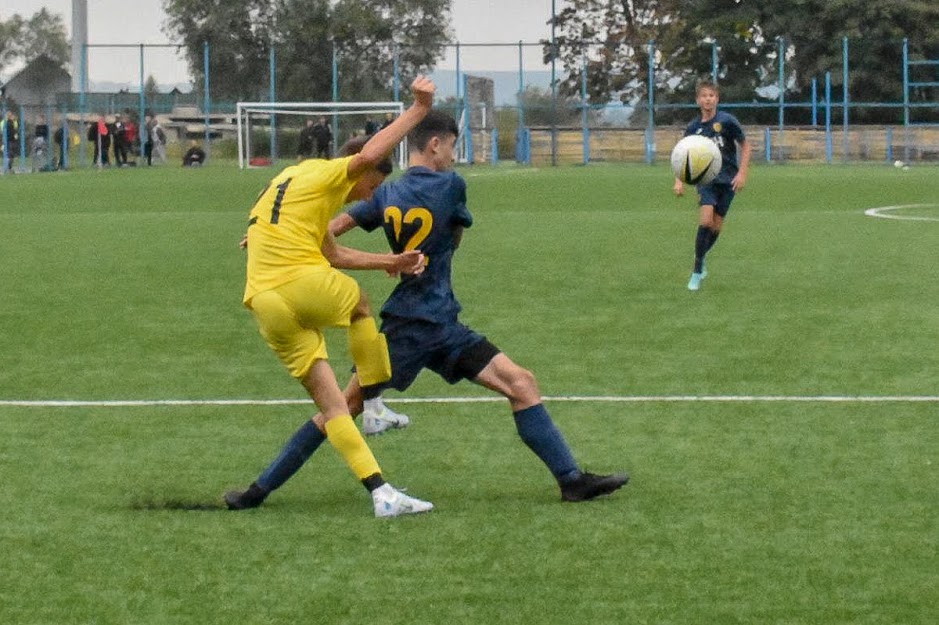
[674,80,751,291]
[224,110,628,510]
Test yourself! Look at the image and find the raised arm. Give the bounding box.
[347,76,435,179]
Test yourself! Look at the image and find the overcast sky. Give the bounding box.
[3,0,556,84]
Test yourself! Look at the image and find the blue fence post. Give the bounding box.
[491,127,499,164]
[842,36,849,162]
[139,43,145,161]
[1,102,7,173]
[825,72,833,163]
[581,48,589,165]
[18,106,26,171]
[45,103,53,170]
[515,127,531,164]
[331,42,338,154]
[902,38,909,127]
[392,43,400,102]
[646,40,655,164]
[886,127,893,163]
[764,128,771,162]
[455,42,461,102]
[462,73,473,164]
[811,78,818,127]
[777,36,785,156]
[80,42,88,167]
[269,46,277,162]
[61,110,69,169]
[516,40,525,135]
[203,41,210,158]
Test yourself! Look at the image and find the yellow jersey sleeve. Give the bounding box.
[243,156,358,305]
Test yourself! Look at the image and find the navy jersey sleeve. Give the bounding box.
[723,113,745,143]
[451,175,473,228]
[347,194,384,232]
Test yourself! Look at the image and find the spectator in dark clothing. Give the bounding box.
[364,116,379,136]
[2,110,18,172]
[312,116,332,158]
[297,118,316,159]
[182,141,206,167]
[54,123,67,169]
[143,115,154,165]
[112,113,128,166]
[88,116,111,166]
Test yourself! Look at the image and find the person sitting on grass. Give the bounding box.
[182,141,206,167]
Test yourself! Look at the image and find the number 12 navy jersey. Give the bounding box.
[348,166,473,323]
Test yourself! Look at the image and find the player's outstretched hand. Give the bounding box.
[388,250,426,277]
[732,171,747,192]
[673,179,684,197]
[411,76,435,109]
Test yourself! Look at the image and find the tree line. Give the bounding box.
[548,0,939,124]
[0,9,69,79]
[2,1,935,127]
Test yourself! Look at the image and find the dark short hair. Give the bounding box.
[408,109,459,152]
[337,135,393,174]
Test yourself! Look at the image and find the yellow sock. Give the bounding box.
[348,317,392,386]
[324,415,381,480]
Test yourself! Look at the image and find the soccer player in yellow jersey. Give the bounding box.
[228,76,436,518]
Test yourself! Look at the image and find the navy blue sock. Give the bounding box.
[705,228,720,253]
[513,404,580,483]
[694,225,710,273]
[256,419,326,492]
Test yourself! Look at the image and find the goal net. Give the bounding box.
[235,101,407,169]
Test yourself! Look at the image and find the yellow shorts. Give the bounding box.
[249,268,360,379]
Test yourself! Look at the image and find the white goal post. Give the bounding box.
[235,101,407,169]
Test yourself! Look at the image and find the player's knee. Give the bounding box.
[505,366,540,404]
[351,291,372,321]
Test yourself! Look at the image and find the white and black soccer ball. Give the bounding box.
[670,135,722,185]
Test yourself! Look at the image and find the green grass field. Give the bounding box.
[1,161,937,624]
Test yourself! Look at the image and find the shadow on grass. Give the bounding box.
[129,497,226,511]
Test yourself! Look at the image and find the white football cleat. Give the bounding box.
[361,402,411,436]
[372,483,433,518]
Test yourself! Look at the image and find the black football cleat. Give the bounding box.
[223,482,267,510]
[560,472,629,502]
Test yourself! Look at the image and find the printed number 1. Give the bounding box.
[270,178,292,224]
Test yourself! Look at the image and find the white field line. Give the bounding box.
[863,203,939,222]
[2,395,939,408]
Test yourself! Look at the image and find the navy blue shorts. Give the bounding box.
[378,315,500,391]
[698,182,735,217]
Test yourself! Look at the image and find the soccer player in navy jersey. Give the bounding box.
[674,79,751,291]
[223,110,628,510]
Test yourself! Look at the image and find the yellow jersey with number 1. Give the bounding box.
[243,156,357,307]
